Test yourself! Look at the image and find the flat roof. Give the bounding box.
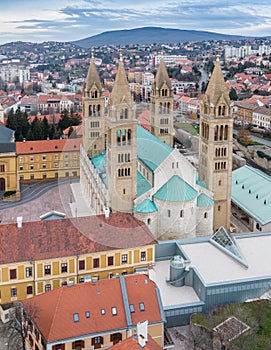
[151,260,200,307]
[180,233,271,284]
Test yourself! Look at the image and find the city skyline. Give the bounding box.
[0,0,271,45]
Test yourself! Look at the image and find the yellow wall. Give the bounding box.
[17,149,80,182]
[0,245,155,303]
[0,153,17,191]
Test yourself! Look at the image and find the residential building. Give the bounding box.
[0,213,156,304]
[16,138,81,182]
[21,274,165,350]
[0,125,17,192]
[252,106,271,129]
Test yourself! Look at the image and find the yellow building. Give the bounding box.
[16,138,82,182]
[0,125,17,193]
[22,275,164,350]
[0,213,156,304]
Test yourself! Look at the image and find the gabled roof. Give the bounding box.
[21,275,163,343]
[0,213,156,264]
[16,138,82,154]
[232,165,271,225]
[137,125,172,171]
[154,175,198,202]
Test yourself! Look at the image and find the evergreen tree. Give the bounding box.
[6,109,17,131]
[31,117,43,140]
[57,109,71,132]
[229,87,238,101]
[26,128,34,141]
[42,116,50,139]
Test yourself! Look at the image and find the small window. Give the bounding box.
[139,302,145,311]
[44,265,51,275]
[107,256,114,266]
[218,205,221,212]
[204,212,208,219]
[79,260,85,270]
[42,155,46,160]
[140,251,146,261]
[112,307,117,316]
[10,269,17,280]
[61,263,68,273]
[121,254,128,264]
[167,210,170,217]
[101,309,106,315]
[45,284,51,292]
[30,165,34,170]
[218,180,222,186]
[129,304,135,313]
[19,165,23,171]
[73,313,79,322]
[93,258,100,268]
[85,311,90,318]
[180,210,184,218]
[25,267,32,278]
[27,285,33,295]
[11,287,17,297]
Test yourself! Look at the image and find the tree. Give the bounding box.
[57,109,71,132]
[229,87,238,101]
[31,117,43,140]
[41,116,50,139]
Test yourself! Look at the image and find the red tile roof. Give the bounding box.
[63,124,83,136]
[110,335,162,349]
[0,213,156,264]
[22,275,162,343]
[138,110,150,131]
[16,138,82,154]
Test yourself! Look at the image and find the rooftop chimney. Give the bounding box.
[137,320,148,348]
[17,216,23,229]
[103,206,110,220]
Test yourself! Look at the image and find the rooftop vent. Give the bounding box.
[17,216,23,229]
[104,206,110,220]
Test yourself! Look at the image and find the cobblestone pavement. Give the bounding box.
[0,182,74,224]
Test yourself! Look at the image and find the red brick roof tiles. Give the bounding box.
[16,138,82,154]
[0,213,156,264]
[22,274,162,343]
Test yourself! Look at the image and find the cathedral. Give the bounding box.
[80,52,232,239]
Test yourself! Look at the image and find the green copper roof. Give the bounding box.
[137,171,152,197]
[232,165,271,225]
[137,124,173,171]
[91,153,107,185]
[197,193,214,207]
[154,175,198,202]
[134,199,158,213]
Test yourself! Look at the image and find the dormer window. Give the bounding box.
[101,309,105,315]
[112,307,117,316]
[139,302,145,311]
[73,313,79,322]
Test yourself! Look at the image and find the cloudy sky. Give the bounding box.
[1,0,271,44]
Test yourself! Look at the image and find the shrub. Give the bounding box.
[3,190,16,198]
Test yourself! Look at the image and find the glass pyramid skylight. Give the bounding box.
[210,227,248,268]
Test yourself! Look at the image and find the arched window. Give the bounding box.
[224,125,228,140]
[89,105,92,117]
[204,212,208,219]
[97,104,101,116]
[147,218,151,225]
[124,108,128,119]
[214,125,218,141]
[180,210,184,218]
[220,125,223,140]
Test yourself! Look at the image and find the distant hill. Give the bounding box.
[73,27,250,48]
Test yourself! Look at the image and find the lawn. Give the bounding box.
[191,300,271,349]
[175,122,199,136]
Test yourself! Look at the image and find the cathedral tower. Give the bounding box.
[82,50,105,157]
[150,56,174,147]
[199,56,233,231]
[106,50,137,212]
